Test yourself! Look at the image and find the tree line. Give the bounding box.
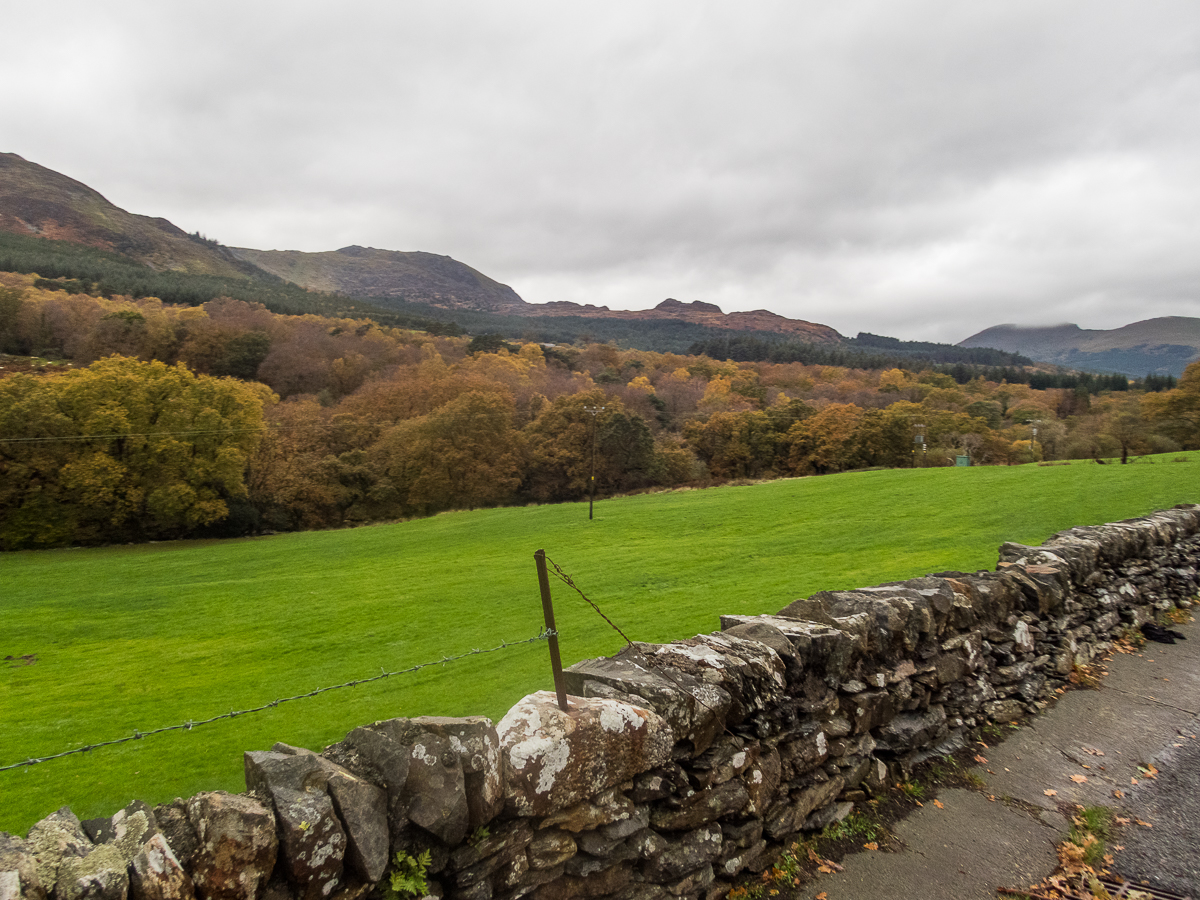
[1,272,1198,549]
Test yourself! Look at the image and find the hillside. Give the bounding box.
[960,317,1200,378]
[230,244,530,313]
[0,153,258,279]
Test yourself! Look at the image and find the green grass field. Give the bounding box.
[2,454,1197,835]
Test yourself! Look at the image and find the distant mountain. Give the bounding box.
[960,318,1200,378]
[523,297,842,343]
[231,245,530,314]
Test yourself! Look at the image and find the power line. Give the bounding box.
[0,421,386,445]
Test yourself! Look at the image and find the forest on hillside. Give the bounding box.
[1,271,1197,550]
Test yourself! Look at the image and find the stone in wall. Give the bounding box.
[718,615,859,685]
[151,803,196,873]
[446,819,532,894]
[633,632,787,733]
[497,692,672,817]
[562,650,731,754]
[265,787,344,900]
[129,834,194,900]
[0,833,46,900]
[244,748,387,884]
[186,793,277,900]
[26,808,91,896]
[325,715,502,848]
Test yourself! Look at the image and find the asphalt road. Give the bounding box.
[1117,712,1200,896]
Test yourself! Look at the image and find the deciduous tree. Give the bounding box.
[0,356,272,547]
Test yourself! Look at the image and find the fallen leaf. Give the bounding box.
[974,754,988,764]
[1044,789,1058,796]
[933,799,944,809]
[1136,819,1152,828]
[1114,816,1131,826]
[816,894,827,900]
[987,794,996,801]
[1131,777,1139,785]
[1070,774,1088,783]
[978,741,989,749]
[1112,789,1124,799]
[863,841,878,850]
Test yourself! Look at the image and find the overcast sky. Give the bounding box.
[4,1,1199,343]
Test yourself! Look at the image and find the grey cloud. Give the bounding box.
[3,0,1198,343]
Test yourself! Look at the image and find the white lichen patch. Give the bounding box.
[666,644,726,668]
[411,744,436,766]
[816,732,827,756]
[534,740,570,795]
[498,701,545,744]
[599,703,643,734]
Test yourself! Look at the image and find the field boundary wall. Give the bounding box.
[5,504,1200,900]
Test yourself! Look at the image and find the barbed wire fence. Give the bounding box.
[0,629,554,774]
[8,551,713,778]
[541,553,730,729]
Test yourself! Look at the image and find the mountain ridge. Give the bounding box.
[0,152,843,341]
[960,318,1200,377]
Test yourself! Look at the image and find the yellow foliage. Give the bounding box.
[0,356,272,548]
[627,375,654,393]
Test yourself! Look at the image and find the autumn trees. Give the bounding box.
[3,270,1197,548]
[1143,361,1200,450]
[0,356,271,548]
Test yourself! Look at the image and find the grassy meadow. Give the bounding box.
[2,454,1197,835]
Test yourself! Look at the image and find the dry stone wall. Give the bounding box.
[5,505,1200,900]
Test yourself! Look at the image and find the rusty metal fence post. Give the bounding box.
[534,549,570,711]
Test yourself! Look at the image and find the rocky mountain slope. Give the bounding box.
[0,152,257,279]
[960,318,1200,377]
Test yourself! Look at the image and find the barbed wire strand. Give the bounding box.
[542,554,730,726]
[0,629,554,774]
[544,556,635,646]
